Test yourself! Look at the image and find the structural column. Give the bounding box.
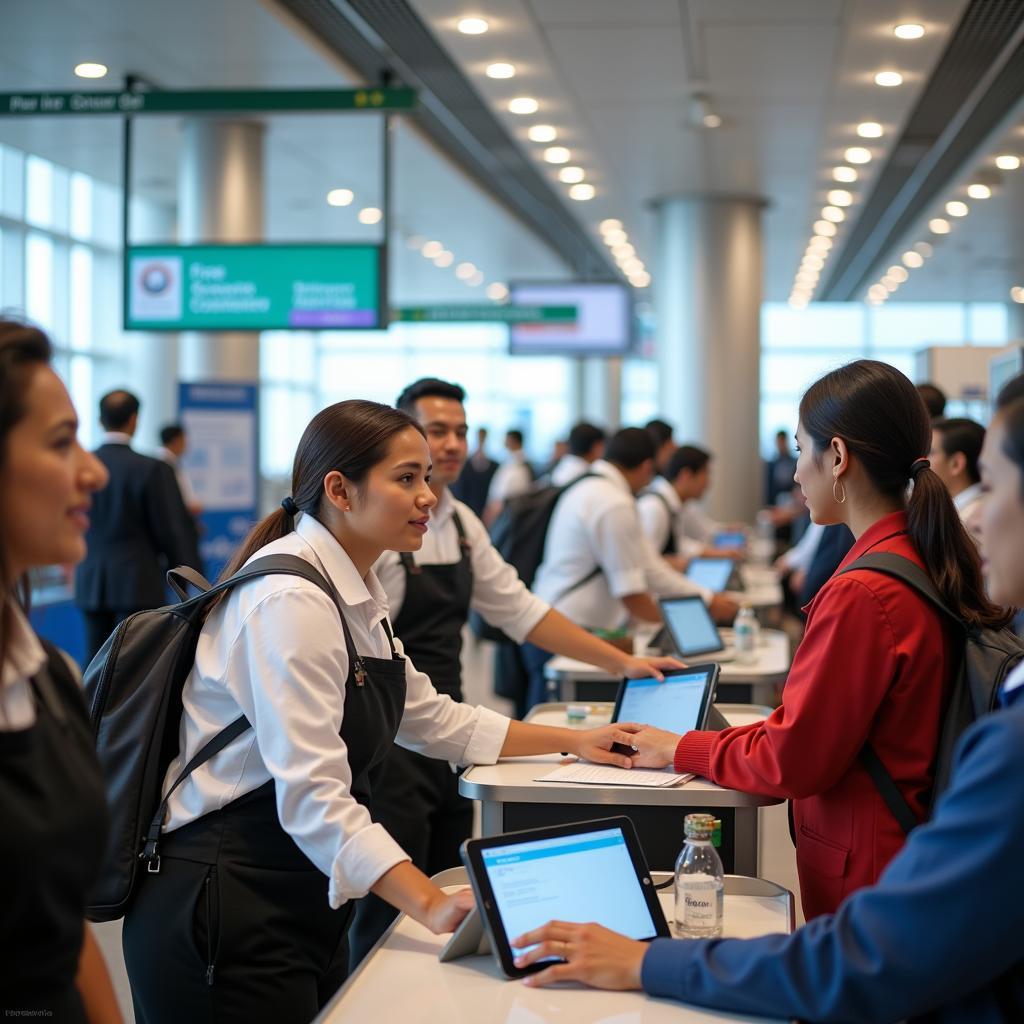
[177,119,264,381]
[653,195,765,520]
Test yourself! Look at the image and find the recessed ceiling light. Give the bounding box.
[508,97,539,115]
[486,282,509,301]
[833,166,858,183]
[326,188,354,206]
[544,146,571,164]
[569,183,595,200]
[929,218,951,234]
[702,113,722,128]
[528,124,557,143]
[74,62,108,79]
[433,250,454,268]
[802,254,825,270]
[827,189,853,206]
[486,62,516,79]
[966,183,991,199]
[874,71,904,87]
[894,23,925,39]
[869,284,888,300]
[457,17,489,34]
[845,147,872,164]
[604,230,628,247]
[599,219,623,234]
[914,241,934,257]
[857,122,884,138]
[822,205,845,222]
[888,266,909,283]
[357,207,382,224]
[455,262,477,280]
[421,240,443,258]
[813,219,838,237]
[902,251,924,268]
[612,243,635,259]
[623,258,644,275]
[630,272,651,289]
[1011,286,1024,304]
[468,270,485,286]
[809,235,833,251]
[881,276,899,291]
[945,200,969,217]
[558,166,585,183]
[995,154,1021,170]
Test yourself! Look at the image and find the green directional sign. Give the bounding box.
[0,87,417,117]
[125,244,383,331]
[393,305,577,323]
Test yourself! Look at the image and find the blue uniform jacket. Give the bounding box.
[642,684,1024,1023]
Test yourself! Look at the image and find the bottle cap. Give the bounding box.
[684,813,715,840]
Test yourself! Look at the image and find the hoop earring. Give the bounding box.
[832,477,847,504]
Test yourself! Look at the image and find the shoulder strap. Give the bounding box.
[451,508,470,550]
[166,565,214,600]
[859,744,920,835]
[380,617,402,658]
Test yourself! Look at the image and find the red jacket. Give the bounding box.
[674,512,953,918]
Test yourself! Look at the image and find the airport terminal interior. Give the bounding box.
[3,1,1024,1022]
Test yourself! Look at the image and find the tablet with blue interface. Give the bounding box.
[686,556,737,592]
[658,595,730,659]
[612,663,719,733]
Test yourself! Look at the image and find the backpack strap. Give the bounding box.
[166,565,214,600]
[858,745,920,835]
[552,566,603,605]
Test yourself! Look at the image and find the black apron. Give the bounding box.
[0,642,109,1022]
[349,510,474,966]
[123,606,406,1024]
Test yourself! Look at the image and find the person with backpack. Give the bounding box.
[610,361,1011,920]
[120,398,651,1024]
[507,392,1024,1023]
[347,379,682,966]
[0,321,122,1022]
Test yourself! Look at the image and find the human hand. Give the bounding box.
[709,594,740,624]
[608,723,682,769]
[511,920,647,989]
[621,654,686,680]
[571,724,637,767]
[422,886,476,934]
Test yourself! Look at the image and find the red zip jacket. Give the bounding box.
[674,512,953,918]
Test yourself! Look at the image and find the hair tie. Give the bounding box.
[280,496,299,517]
[909,458,930,481]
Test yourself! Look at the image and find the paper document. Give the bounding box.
[534,764,694,788]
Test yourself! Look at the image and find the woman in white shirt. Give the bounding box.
[122,399,631,1024]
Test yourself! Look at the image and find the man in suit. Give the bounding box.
[74,390,200,663]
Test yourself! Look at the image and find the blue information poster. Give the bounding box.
[178,382,259,581]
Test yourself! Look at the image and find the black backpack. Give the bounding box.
[83,554,343,921]
[839,552,1024,833]
[473,473,599,644]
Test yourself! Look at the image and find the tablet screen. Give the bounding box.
[686,557,734,592]
[615,671,713,732]
[661,597,723,656]
[479,826,659,958]
[713,531,746,549]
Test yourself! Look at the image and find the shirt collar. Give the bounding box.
[835,510,908,573]
[294,513,389,615]
[1,603,47,691]
[650,474,683,511]
[592,459,633,496]
[101,431,133,446]
[954,482,982,511]
[427,489,454,534]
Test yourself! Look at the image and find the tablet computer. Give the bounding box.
[713,530,746,550]
[459,816,669,977]
[611,664,720,733]
[658,595,731,660]
[686,556,738,592]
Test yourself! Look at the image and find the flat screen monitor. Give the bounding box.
[508,281,632,356]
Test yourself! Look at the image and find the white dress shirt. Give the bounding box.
[157,446,199,509]
[636,476,705,560]
[678,496,722,545]
[0,604,47,731]
[163,513,510,908]
[550,454,591,487]
[373,490,548,642]
[487,451,533,504]
[532,461,709,631]
[779,521,825,574]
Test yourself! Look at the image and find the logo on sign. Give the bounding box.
[129,255,183,321]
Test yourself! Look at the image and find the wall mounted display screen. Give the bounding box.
[125,244,383,330]
[508,281,632,355]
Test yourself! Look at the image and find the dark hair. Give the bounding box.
[1000,397,1024,500]
[605,427,656,469]
[666,444,711,480]
[916,382,947,419]
[996,372,1024,409]
[933,418,985,485]
[775,429,788,440]
[159,423,185,447]
[645,418,673,448]
[220,400,424,581]
[395,377,466,414]
[506,429,524,447]
[99,389,140,431]
[0,320,54,670]
[800,360,1006,629]
[567,421,606,457]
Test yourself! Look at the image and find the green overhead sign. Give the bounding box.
[393,305,577,323]
[0,87,417,117]
[125,244,383,331]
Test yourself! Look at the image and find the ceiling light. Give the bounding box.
[74,62,108,79]
[914,241,934,257]
[833,166,858,183]
[845,147,872,164]
[868,284,888,300]
[486,62,516,79]
[1011,286,1024,304]
[630,271,651,289]
[528,124,557,142]
[486,282,509,301]
[569,183,595,200]
[966,183,991,199]
[457,17,489,34]
[874,71,904,87]
[888,266,909,283]
[623,258,644,275]
[796,271,819,284]
[902,251,924,268]
[357,207,382,224]
[789,297,809,309]
[421,240,443,258]
[827,189,853,206]
[508,97,539,115]
[894,23,925,39]
[881,276,899,291]
[599,218,623,234]
[559,166,585,183]
[809,236,833,251]
[822,205,845,222]
[433,250,454,268]
[995,154,1021,170]
[702,113,722,128]
[468,271,485,286]
[326,188,354,206]
[857,122,884,138]
[946,200,969,217]
[544,146,570,164]
[802,255,825,270]
[929,218,951,234]
[813,220,838,237]
[455,262,477,280]
[604,229,628,246]
[612,243,635,259]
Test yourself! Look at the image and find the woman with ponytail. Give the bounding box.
[616,360,1009,920]
[122,399,636,1024]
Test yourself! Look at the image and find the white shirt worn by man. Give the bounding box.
[373,489,549,640]
[532,460,710,632]
[487,450,532,505]
[637,475,705,560]
[157,445,200,510]
[162,513,510,908]
[678,495,722,546]
[550,453,592,487]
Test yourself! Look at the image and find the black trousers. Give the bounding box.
[348,746,472,969]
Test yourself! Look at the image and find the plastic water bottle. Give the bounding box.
[674,813,724,938]
[733,603,759,664]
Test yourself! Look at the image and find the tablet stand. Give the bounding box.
[438,906,491,962]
